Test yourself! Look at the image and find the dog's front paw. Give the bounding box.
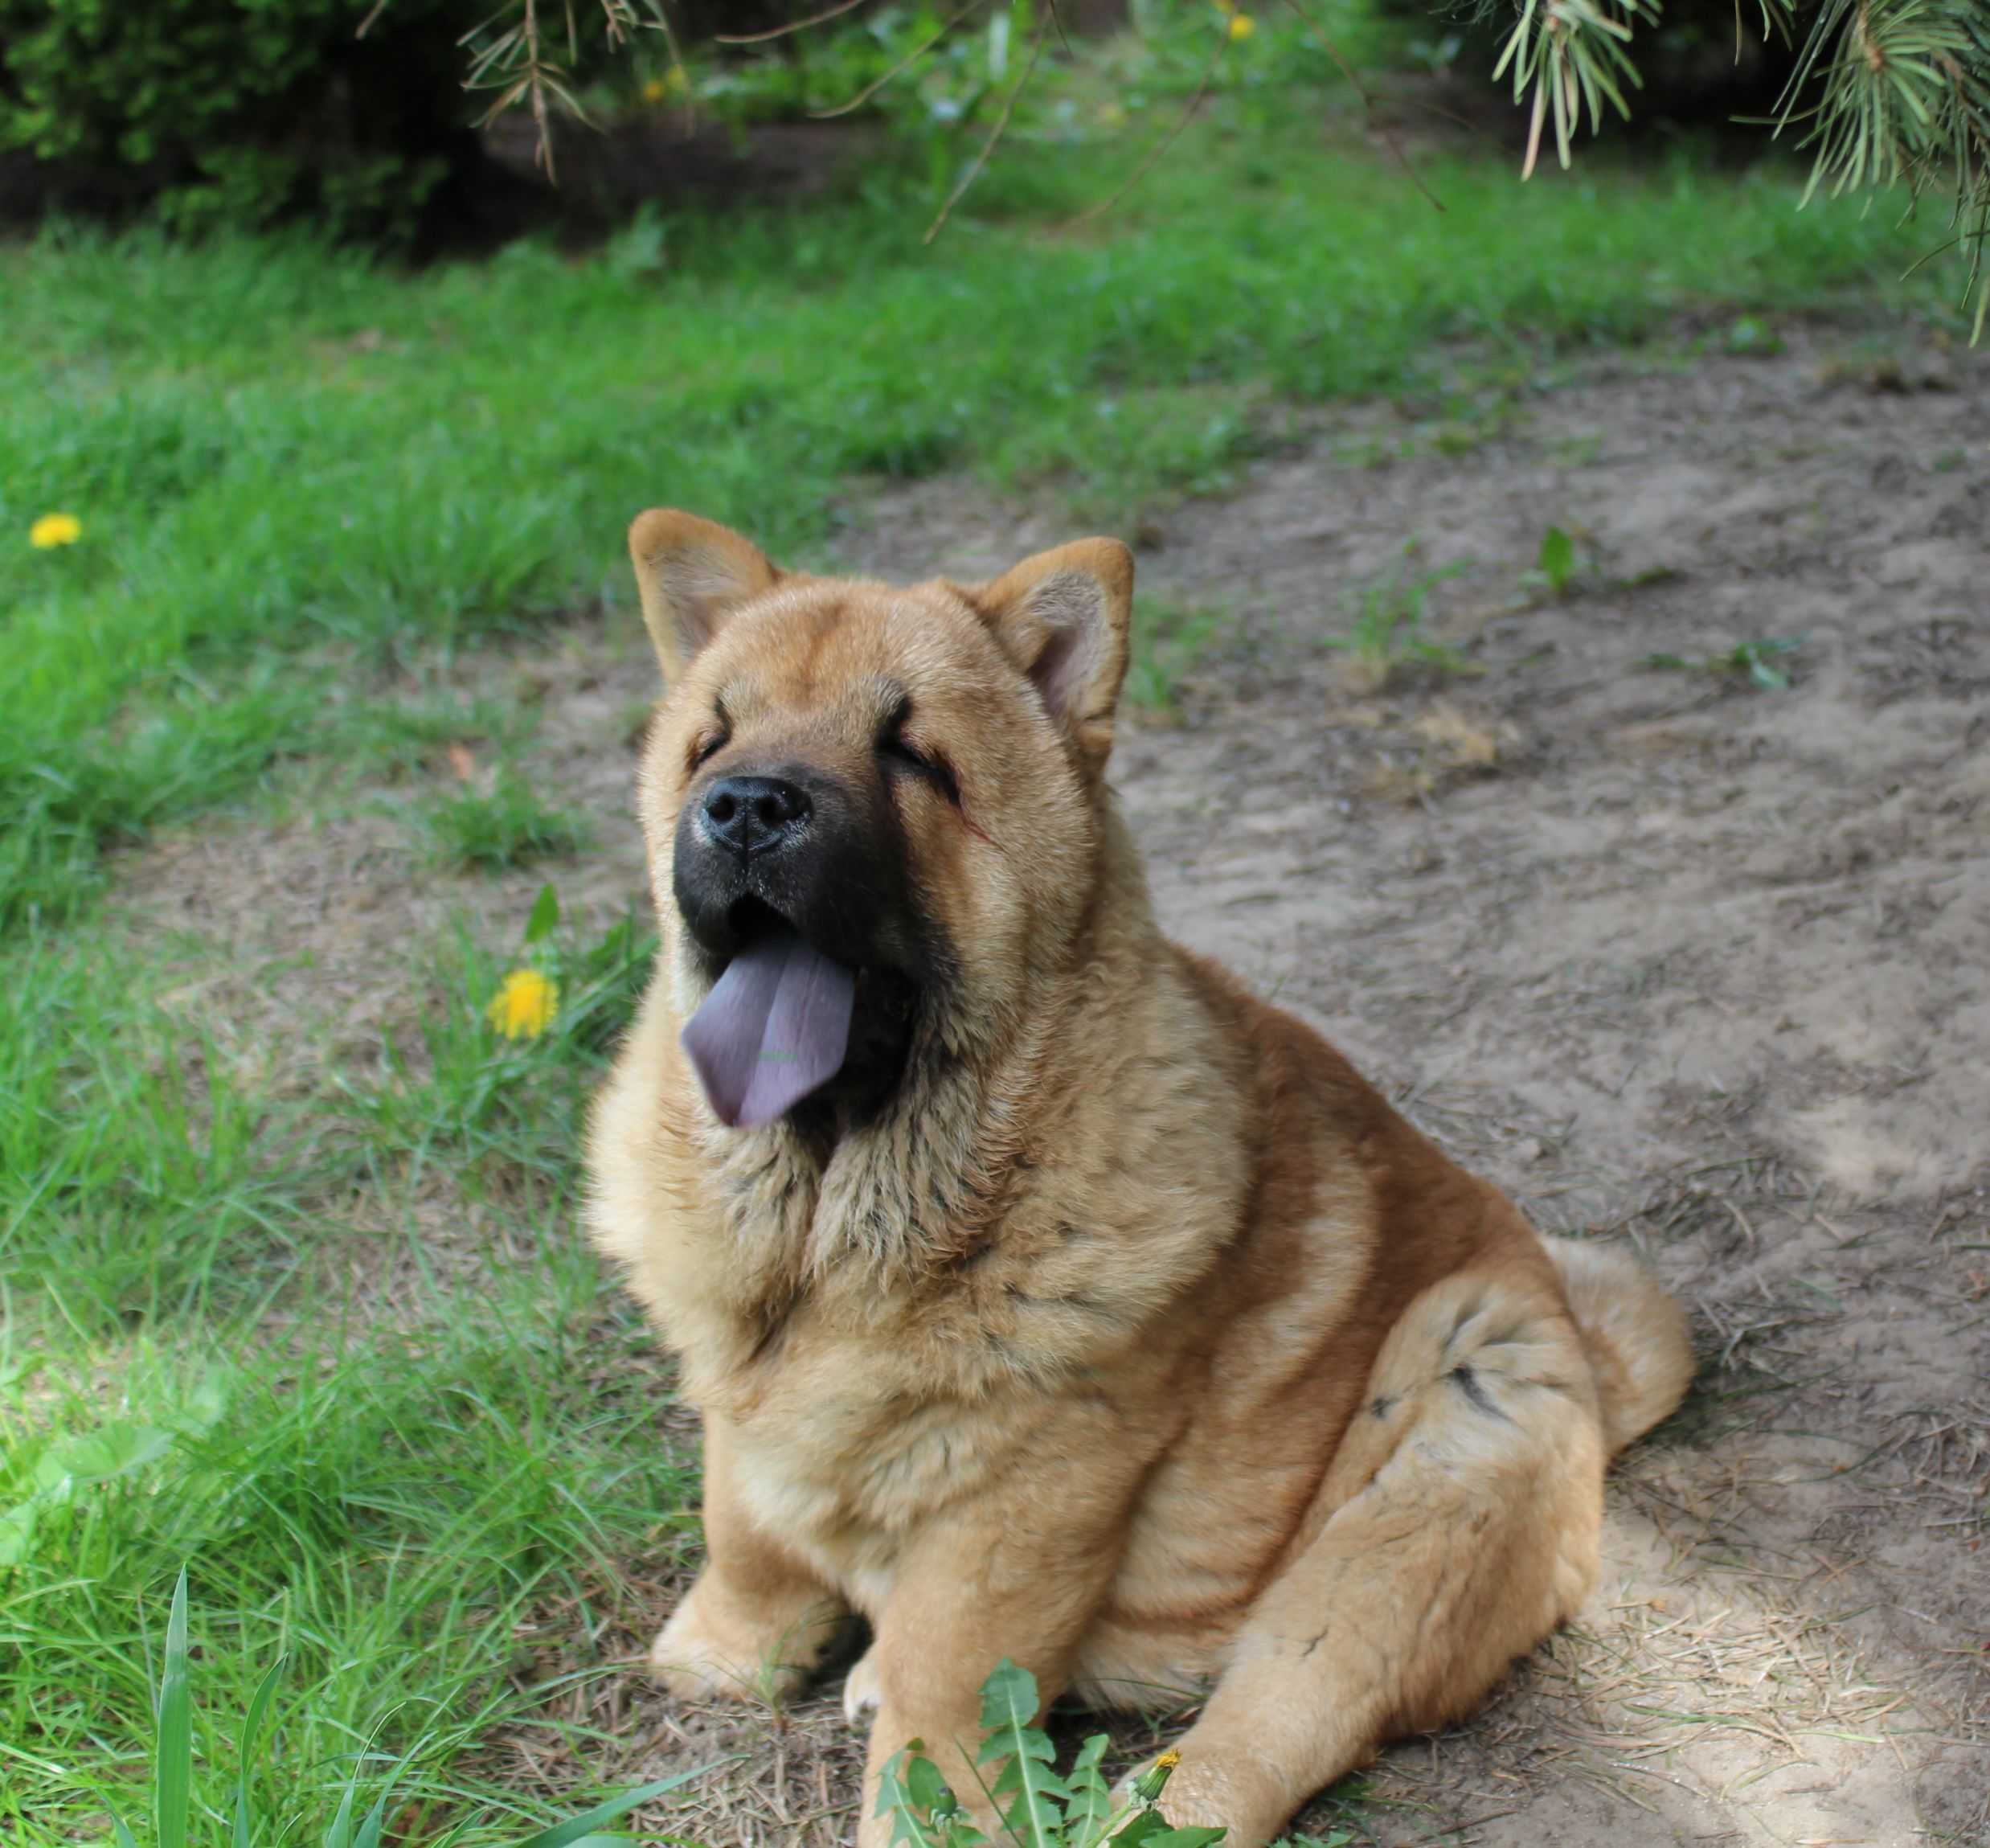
[841,1645,882,1727]
[647,1604,805,1704]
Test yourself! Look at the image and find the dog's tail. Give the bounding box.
[1545,1236,1696,1453]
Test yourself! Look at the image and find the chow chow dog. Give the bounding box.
[587,510,1694,1846]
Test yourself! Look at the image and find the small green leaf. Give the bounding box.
[974,1661,1067,1846]
[1112,1817,1229,1847]
[878,1745,967,1848]
[156,1569,194,1848]
[1737,637,1801,689]
[49,1421,174,1484]
[0,1351,39,1394]
[182,1370,231,1437]
[975,1659,1042,1741]
[1538,524,1574,593]
[906,1751,956,1816]
[104,1808,139,1848]
[0,1497,43,1566]
[526,881,561,944]
[1063,1735,1112,1838]
[1723,314,1783,356]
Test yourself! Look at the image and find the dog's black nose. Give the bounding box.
[702,775,812,858]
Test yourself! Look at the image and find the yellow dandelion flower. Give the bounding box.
[1228,11,1255,38]
[30,512,82,549]
[487,968,559,1039]
[1130,1749,1184,1804]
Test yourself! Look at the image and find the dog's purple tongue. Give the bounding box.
[681,928,856,1129]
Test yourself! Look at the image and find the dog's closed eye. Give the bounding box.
[688,702,731,772]
[878,697,961,808]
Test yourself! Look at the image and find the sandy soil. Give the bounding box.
[121,326,1988,1845]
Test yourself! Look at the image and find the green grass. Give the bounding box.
[1125,594,1224,714]
[1,905,695,1840]
[0,931,301,1331]
[92,1564,718,1848]
[424,772,593,873]
[2,1301,703,1838]
[0,32,1960,1841]
[1326,555,1473,690]
[1640,636,1806,690]
[2,80,1954,929]
[340,908,655,1198]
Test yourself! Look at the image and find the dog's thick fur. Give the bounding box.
[588,510,1695,1846]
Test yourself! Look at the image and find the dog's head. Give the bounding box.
[628,509,1134,1134]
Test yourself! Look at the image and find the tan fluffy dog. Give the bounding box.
[587,510,1695,1846]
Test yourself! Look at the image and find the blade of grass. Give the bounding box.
[323,1768,359,1848]
[549,1838,707,1848]
[233,1653,286,1848]
[353,1731,426,1848]
[353,1780,397,1848]
[156,1567,193,1848]
[508,1764,730,1848]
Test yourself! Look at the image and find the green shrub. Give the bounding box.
[0,0,483,239]
[0,0,867,238]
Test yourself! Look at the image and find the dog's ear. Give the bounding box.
[628,509,780,681]
[968,539,1134,769]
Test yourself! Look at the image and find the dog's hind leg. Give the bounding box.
[1147,1265,1610,1847]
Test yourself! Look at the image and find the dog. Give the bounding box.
[587,509,1694,1846]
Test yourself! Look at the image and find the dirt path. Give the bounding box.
[837,329,1990,1848]
[122,328,1988,1844]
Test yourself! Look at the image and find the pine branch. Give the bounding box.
[1477,0,1989,330]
